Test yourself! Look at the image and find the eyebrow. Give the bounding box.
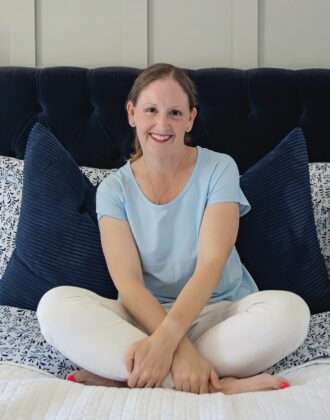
[144,103,182,108]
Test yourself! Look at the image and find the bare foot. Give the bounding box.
[66,370,290,395]
[210,372,290,395]
[66,369,127,388]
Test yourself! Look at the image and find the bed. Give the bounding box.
[0,66,329,419]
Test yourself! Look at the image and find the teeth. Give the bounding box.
[151,134,171,141]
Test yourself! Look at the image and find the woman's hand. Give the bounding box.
[124,335,175,388]
[171,338,222,394]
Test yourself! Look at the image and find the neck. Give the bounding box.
[141,147,188,205]
[142,147,187,177]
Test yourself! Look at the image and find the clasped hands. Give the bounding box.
[124,333,222,394]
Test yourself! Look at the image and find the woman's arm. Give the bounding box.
[157,201,240,347]
[99,216,168,335]
[99,216,182,388]
[98,204,238,391]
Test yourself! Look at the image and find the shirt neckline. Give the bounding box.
[127,146,201,209]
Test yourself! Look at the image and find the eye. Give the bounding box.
[145,107,156,113]
[170,109,182,117]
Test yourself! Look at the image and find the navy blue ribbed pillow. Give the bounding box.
[0,123,118,310]
[237,127,329,314]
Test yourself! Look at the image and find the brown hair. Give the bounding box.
[126,63,198,162]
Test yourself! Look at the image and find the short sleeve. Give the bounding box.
[206,155,251,217]
[96,174,128,222]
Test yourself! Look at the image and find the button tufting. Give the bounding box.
[35,104,43,113]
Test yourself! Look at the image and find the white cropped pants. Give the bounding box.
[37,286,310,388]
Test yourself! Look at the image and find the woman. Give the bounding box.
[37,63,310,394]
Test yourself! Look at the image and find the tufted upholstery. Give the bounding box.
[0,66,329,172]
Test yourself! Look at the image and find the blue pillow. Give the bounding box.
[237,127,329,314]
[0,123,118,310]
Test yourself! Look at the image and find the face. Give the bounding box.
[127,77,197,158]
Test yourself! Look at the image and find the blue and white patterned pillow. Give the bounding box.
[0,155,116,279]
[309,163,330,275]
[0,157,24,278]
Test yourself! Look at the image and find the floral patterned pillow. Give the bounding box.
[0,157,24,278]
[0,156,329,280]
[0,155,116,278]
[309,163,330,275]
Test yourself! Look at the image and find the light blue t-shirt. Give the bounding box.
[96,146,258,303]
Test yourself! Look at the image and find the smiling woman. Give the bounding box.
[127,63,197,163]
[125,67,198,207]
[37,63,310,395]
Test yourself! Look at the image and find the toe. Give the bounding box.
[66,370,79,381]
[274,376,290,390]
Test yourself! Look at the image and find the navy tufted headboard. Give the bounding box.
[0,66,329,172]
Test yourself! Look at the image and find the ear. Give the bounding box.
[187,107,197,131]
[126,101,136,127]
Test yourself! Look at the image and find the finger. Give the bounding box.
[137,371,156,389]
[153,373,168,389]
[127,370,139,388]
[208,382,217,393]
[174,379,183,392]
[182,381,191,393]
[190,380,199,395]
[127,376,137,388]
[210,369,222,390]
[125,357,134,375]
[136,376,149,388]
[199,382,209,394]
[124,347,136,374]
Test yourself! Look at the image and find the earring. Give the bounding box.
[130,122,135,127]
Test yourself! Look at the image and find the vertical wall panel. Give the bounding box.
[36,0,122,68]
[259,0,330,68]
[36,0,147,68]
[149,0,233,68]
[121,0,148,68]
[0,0,9,65]
[232,0,258,68]
[0,0,35,66]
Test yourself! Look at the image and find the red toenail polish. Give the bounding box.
[67,375,75,382]
[280,383,289,389]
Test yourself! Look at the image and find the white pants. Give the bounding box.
[37,286,310,388]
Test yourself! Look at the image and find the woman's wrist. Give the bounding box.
[175,335,194,354]
[153,318,185,351]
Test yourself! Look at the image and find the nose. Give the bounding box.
[155,112,170,131]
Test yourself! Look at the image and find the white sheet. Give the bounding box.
[1,361,330,420]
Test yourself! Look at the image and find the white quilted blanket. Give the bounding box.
[1,363,330,420]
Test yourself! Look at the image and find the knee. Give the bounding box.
[273,290,311,340]
[37,286,84,328]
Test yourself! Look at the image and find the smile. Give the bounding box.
[150,133,173,143]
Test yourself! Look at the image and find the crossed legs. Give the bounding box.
[37,286,310,393]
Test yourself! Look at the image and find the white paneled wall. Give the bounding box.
[1,0,330,69]
[232,0,258,68]
[0,0,35,66]
[149,0,234,68]
[259,0,330,68]
[36,0,135,68]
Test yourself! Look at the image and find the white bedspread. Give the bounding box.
[1,363,330,420]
